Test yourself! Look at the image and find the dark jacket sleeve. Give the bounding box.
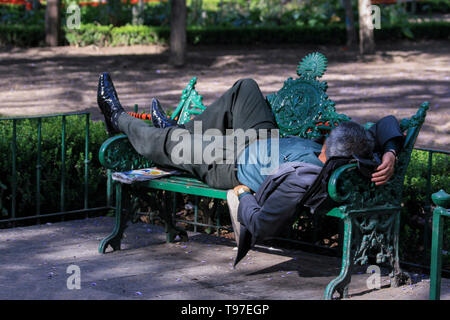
[237,164,321,245]
[368,115,404,155]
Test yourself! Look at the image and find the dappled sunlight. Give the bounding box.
[0,41,448,150]
[0,215,448,299]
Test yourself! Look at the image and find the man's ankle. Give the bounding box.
[112,110,126,133]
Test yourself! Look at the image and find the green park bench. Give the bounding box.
[97,52,429,299]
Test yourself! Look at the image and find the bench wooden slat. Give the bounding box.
[142,178,228,199]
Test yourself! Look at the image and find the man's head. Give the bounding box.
[319,121,375,163]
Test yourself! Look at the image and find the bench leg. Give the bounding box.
[324,217,354,300]
[389,212,411,287]
[161,192,188,243]
[98,183,132,253]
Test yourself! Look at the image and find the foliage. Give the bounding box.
[64,23,112,46]
[374,21,450,41]
[110,24,163,45]
[0,116,108,219]
[379,3,416,39]
[63,21,449,47]
[1,0,448,28]
[400,149,450,265]
[0,24,45,46]
[2,20,444,47]
[1,0,449,47]
[64,23,168,46]
[0,4,44,25]
[414,0,450,14]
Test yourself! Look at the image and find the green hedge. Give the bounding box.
[64,24,112,47]
[400,149,450,265]
[1,21,448,47]
[375,21,450,40]
[185,24,347,45]
[0,24,45,46]
[0,116,108,219]
[64,21,450,47]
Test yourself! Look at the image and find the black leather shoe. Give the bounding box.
[97,72,125,135]
[151,98,178,128]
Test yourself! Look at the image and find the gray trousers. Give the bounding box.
[118,78,277,189]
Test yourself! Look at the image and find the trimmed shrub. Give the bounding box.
[1,21,448,47]
[0,24,45,46]
[63,22,449,47]
[64,24,113,47]
[110,25,165,46]
[400,149,450,265]
[0,115,108,219]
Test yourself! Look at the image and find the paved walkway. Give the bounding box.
[0,216,448,300]
[0,41,448,151]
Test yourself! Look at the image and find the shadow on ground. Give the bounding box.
[0,40,448,150]
[0,216,448,300]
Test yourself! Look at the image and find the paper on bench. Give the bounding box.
[112,167,180,184]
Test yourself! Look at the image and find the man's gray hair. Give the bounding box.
[325,121,375,159]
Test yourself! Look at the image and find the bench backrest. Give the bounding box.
[392,102,429,197]
[169,52,429,207]
[171,52,350,138]
[327,102,429,209]
[266,52,350,138]
[171,77,206,125]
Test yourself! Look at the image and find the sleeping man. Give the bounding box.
[97,73,403,265]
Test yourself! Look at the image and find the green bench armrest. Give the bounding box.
[326,102,429,215]
[99,134,151,172]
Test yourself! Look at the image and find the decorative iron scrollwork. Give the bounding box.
[99,135,151,172]
[267,52,350,139]
[351,212,397,266]
[176,77,207,125]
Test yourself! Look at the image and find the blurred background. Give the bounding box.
[0,0,448,49]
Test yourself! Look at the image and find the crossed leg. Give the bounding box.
[117,78,277,189]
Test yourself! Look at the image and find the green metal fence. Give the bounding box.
[0,112,113,224]
[415,147,450,268]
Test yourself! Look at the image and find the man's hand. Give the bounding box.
[233,185,251,197]
[371,151,396,186]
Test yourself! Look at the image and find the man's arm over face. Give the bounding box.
[237,164,321,244]
[368,115,404,185]
[368,115,403,153]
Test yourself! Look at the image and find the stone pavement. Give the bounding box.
[0,216,449,300]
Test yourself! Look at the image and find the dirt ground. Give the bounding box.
[0,40,448,150]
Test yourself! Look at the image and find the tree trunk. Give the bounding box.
[45,0,61,46]
[358,0,375,54]
[343,0,356,47]
[108,0,122,26]
[170,0,187,67]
